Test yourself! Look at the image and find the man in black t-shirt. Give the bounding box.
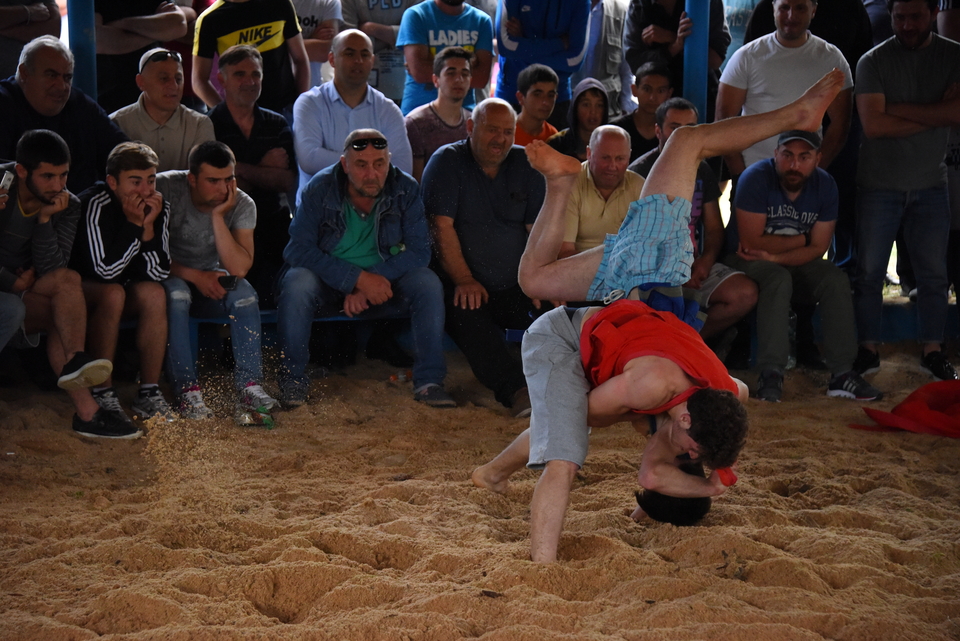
[0,36,129,194]
[208,45,296,304]
[421,98,546,417]
[192,0,310,115]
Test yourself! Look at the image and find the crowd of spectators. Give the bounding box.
[0,0,958,440]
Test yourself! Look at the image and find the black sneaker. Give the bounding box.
[92,387,133,424]
[796,343,828,370]
[279,386,307,409]
[58,352,112,390]
[920,350,959,381]
[413,384,456,408]
[73,408,143,439]
[851,346,880,376]
[827,371,883,401]
[755,369,783,402]
[131,387,176,422]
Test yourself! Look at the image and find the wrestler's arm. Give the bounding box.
[637,436,728,498]
[733,377,748,403]
[586,364,669,427]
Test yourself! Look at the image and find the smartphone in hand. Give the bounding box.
[218,274,238,290]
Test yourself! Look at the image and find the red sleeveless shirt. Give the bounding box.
[580,300,738,415]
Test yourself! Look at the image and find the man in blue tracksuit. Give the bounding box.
[494,0,592,129]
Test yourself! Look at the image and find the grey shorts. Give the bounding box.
[523,306,593,469]
[699,262,743,304]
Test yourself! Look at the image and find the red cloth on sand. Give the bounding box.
[851,380,960,437]
[580,300,738,415]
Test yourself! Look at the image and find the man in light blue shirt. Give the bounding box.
[293,30,413,203]
[396,0,494,115]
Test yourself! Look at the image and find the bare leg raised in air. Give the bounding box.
[518,69,845,303]
[475,71,843,563]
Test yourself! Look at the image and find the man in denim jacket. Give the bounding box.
[276,128,453,408]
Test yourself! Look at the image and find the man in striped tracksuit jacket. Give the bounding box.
[73,142,175,425]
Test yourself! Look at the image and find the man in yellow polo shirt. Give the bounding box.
[557,124,643,259]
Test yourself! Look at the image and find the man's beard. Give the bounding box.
[354,182,383,199]
[780,171,808,190]
[897,27,933,50]
[26,173,56,205]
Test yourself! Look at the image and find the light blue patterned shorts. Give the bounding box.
[586,194,694,302]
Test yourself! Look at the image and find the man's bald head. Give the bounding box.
[332,29,374,57]
[471,97,516,127]
[587,125,631,193]
[467,98,517,170]
[330,29,375,91]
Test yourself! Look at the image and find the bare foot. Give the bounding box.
[629,505,647,522]
[525,140,582,178]
[472,464,509,494]
[792,69,845,132]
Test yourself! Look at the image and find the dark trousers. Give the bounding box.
[949,230,960,336]
[444,284,536,407]
[827,113,862,272]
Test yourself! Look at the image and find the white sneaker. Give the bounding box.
[239,382,279,412]
[177,384,214,420]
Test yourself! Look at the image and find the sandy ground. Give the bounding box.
[1,340,959,641]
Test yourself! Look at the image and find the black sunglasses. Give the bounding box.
[348,137,388,151]
[140,50,182,73]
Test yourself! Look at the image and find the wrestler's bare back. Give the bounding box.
[578,307,747,515]
[578,307,745,428]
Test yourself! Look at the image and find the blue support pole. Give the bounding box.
[682,0,709,123]
[67,0,97,98]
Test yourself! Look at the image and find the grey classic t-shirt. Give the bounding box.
[155,170,256,271]
[856,34,960,191]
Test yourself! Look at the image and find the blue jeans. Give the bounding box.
[854,187,951,344]
[162,276,263,393]
[0,291,25,350]
[277,266,446,395]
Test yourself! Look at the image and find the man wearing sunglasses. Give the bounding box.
[110,48,216,172]
[277,129,453,409]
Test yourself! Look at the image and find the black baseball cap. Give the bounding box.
[777,130,821,149]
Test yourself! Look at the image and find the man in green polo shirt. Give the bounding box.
[277,128,453,408]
